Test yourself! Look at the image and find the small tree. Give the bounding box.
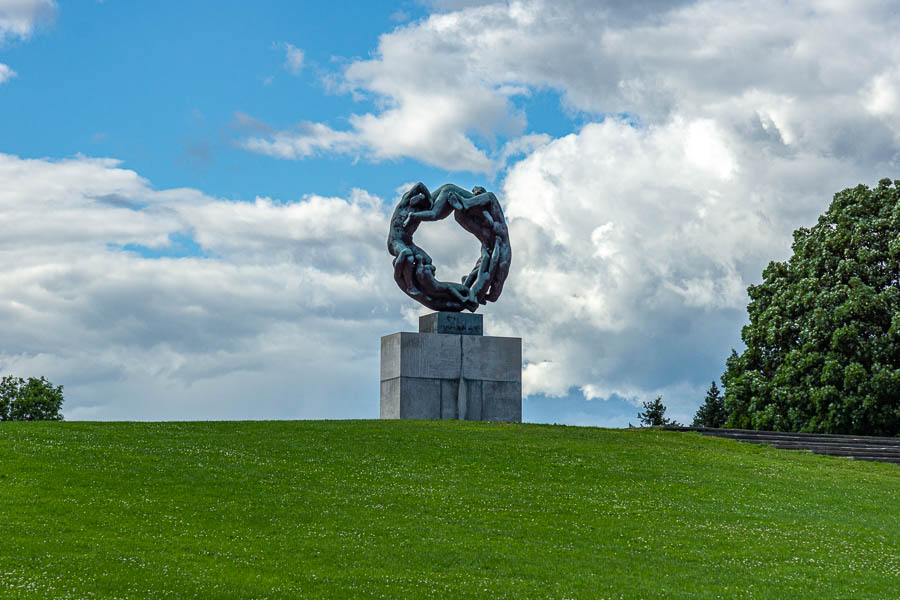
[0,376,65,421]
[692,381,727,428]
[637,396,678,427]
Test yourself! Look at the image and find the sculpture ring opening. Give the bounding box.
[387,182,511,313]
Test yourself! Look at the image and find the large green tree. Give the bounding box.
[722,179,900,435]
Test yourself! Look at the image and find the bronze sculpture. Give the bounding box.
[388,182,511,312]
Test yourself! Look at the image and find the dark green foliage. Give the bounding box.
[692,381,727,428]
[0,377,11,420]
[637,395,678,426]
[0,376,65,421]
[722,179,900,435]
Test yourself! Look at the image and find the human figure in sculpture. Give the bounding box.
[387,185,428,298]
[387,184,429,260]
[388,184,477,311]
[452,185,511,303]
[415,258,478,312]
[402,183,490,232]
[403,183,511,304]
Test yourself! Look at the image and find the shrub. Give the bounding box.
[0,376,65,421]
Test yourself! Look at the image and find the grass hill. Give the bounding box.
[1,420,897,599]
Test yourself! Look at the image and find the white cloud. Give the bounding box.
[865,72,898,117]
[242,0,900,178]
[0,62,15,82]
[0,0,55,81]
[0,0,55,42]
[0,153,408,420]
[244,4,540,173]
[242,121,359,159]
[863,68,900,144]
[283,42,304,75]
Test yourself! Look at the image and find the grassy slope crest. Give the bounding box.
[1,420,898,599]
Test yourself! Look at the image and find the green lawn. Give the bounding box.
[1,421,897,599]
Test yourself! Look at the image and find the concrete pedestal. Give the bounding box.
[380,313,521,422]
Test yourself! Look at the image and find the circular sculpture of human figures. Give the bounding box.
[388,182,511,313]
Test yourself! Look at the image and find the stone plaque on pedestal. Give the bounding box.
[380,312,521,422]
[418,312,483,335]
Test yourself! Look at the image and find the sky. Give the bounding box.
[2,0,899,425]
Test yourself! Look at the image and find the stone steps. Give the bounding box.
[668,427,900,465]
